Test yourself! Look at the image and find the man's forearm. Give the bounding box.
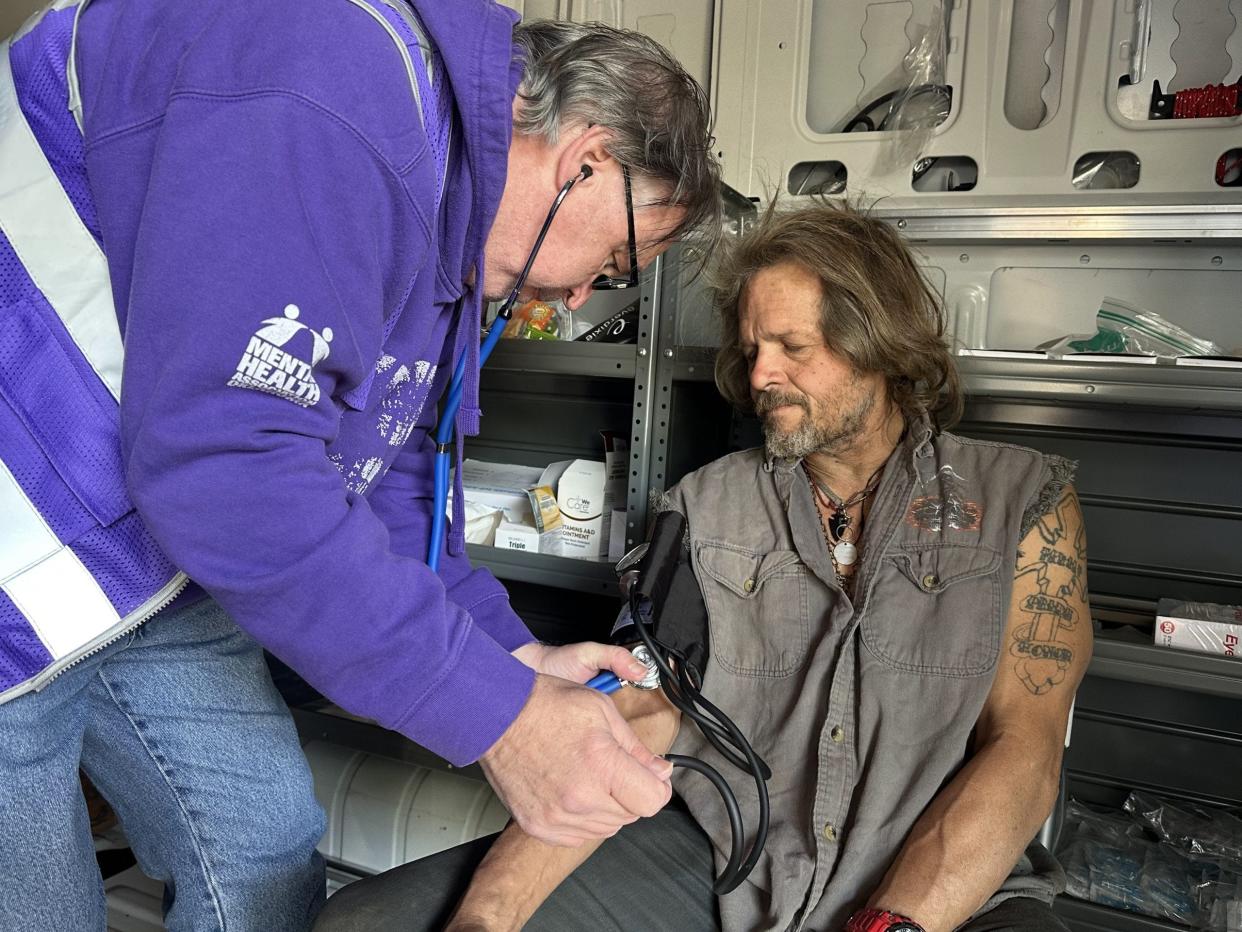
[449,686,681,931]
[447,821,604,931]
[866,735,1061,932]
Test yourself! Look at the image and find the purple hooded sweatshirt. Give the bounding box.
[69,0,537,766]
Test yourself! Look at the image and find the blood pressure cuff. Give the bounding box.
[613,509,710,676]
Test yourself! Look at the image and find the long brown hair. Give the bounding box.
[713,199,963,431]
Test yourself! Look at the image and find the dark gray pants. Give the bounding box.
[314,802,1068,932]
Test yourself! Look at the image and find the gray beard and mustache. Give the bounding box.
[755,388,875,460]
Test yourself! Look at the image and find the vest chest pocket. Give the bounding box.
[863,544,1003,676]
[695,543,810,677]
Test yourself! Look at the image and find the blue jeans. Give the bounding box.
[0,597,326,931]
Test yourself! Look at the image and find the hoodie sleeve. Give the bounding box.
[117,91,532,766]
[368,421,537,653]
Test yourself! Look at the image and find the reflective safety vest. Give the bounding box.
[0,0,440,704]
[0,3,186,704]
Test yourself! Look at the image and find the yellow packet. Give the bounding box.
[525,485,561,532]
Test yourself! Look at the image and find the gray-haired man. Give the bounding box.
[0,1,718,928]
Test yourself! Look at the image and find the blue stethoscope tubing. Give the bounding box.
[586,671,623,693]
[427,167,593,572]
[421,171,772,891]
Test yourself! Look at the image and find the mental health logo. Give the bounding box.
[228,304,333,407]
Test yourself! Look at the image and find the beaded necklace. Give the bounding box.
[802,461,884,590]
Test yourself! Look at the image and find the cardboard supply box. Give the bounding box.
[455,459,545,525]
[493,522,562,556]
[455,434,625,560]
[1154,599,1242,659]
[538,433,628,561]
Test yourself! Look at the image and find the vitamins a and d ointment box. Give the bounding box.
[537,433,626,561]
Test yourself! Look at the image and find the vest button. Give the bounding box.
[743,577,756,593]
[830,726,845,743]
[922,573,940,589]
[822,822,837,841]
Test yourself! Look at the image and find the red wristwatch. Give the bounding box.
[844,907,926,932]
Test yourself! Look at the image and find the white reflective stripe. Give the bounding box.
[66,0,95,133]
[0,458,120,658]
[0,41,122,400]
[377,0,434,85]
[344,0,424,126]
[0,458,59,583]
[6,549,121,659]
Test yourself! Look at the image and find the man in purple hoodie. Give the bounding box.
[0,0,719,928]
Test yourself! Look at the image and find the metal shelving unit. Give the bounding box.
[958,356,1242,413]
[668,346,1242,412]
[465,544,619,596]
[1089,633,1242,701]
[465,253,673,589]
[484,339,636,379]
[871,204,1242,244]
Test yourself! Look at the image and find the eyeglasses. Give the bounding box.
[591,164,639,291]
[494,163,639,325]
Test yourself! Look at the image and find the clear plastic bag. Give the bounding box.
[1142,846,1205,926]
[1125,791,1242,865]
[1063,798,1147,846]
[1205,874,1242,932]
[833,1,952,170]
[501,299,563,341]
[1042,297,1226,358]
[1072,152,1141,190]
[879,0,952,172]
[1157,598,1242,627]
[1058,797,1242,929]
[1058,800,1148,905]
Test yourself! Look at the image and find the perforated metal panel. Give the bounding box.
[714,0,1242,205]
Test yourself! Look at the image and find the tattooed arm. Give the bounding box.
[864,486,1093,932]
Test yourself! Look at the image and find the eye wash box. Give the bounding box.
[1154,599,1242,660]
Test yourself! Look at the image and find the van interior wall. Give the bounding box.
[1,0,49,41]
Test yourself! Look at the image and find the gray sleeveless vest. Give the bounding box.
[666,420,1071,932]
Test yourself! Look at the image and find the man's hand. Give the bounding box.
[512,640,651,685]
[479,674,673,847]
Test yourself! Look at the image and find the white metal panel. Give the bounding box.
[715,0,1242,206]
[500,0,715,96]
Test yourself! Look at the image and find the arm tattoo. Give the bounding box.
[1008,492,1087,696]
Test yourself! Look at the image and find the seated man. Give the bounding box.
[315,201,1093,932]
